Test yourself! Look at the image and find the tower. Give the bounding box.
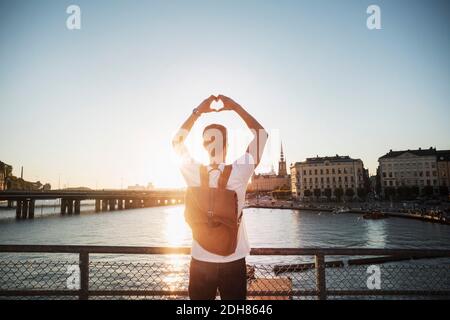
[278,142,287,177]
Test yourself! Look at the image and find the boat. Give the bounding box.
[363,211,388,220]
[332,207,350,214]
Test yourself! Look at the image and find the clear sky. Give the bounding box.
[1,0,449,189]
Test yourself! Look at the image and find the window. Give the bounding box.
[326,169,329,174]
[320,169,323,175]
[332,168,335,174]
[303,170,307,175]
[314,169,317,175]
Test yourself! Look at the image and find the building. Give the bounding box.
[437,150,450,189]
[291,155,367,200]
[127,183,154,191]
[378,147,450,198]
[0,161,13,191]
[248,144,290,192]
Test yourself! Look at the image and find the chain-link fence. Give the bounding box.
[1,246,449,300]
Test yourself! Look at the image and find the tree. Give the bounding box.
[439,185,449,197]
[345,188,355,199]
[410,186,420,199]
[384,187,396,200]
[357,188,368,200]
[422,186,434,197]
[334,187,344,202]
[313,188,321,200]
[324,188,332,201]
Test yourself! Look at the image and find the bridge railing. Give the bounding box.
[0,245,449,300]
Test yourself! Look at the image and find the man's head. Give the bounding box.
[203,124,227,164]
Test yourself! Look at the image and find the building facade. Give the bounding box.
[248,144,290,192]
[378,147,450,198]
[0,161,13,191]
[437,150,450,189]
[291,155,366,200]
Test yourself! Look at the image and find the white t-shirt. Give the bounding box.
[179,152,255,263]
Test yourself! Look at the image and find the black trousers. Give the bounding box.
[188,257,247,300]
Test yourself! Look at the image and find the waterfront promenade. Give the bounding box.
[246,200,450,225]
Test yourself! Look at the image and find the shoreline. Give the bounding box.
[246,203,450,226]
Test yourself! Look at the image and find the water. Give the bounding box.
[1,206,449,298]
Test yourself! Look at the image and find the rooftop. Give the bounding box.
[379,147,450,160]
[293,155,361,165]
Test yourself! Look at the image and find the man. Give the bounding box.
[172,94,268,300]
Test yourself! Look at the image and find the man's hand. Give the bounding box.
[196,95,218,114]
[217,94,240,111]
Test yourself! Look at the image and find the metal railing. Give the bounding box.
[0,245,449,300]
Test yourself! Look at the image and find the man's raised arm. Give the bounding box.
[172,95,216,157]
[218,95,268,167]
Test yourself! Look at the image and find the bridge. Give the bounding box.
[0,190,186,219]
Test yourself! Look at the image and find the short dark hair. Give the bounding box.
[203,124,227,149]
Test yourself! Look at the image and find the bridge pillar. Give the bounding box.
[16,200,23,219]
[127,199,133,209]
[28,199,35,219]
[74,200,81,214]
[7,200,14,208]
[61,199,67,215]
[21,200,28,219]
[101,199,108,211]
[95,199,101,212]
[109,199,116,210]
[118,199,123,210]
[67,200,73,215]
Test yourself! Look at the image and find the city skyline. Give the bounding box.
[1,0,450,189]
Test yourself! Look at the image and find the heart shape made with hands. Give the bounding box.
[209,98,225,112]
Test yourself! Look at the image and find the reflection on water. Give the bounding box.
[364,219,387,247]
[163,207,189,247]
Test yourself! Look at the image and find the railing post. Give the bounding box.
[315,253,327,300]
[79,252,89,300]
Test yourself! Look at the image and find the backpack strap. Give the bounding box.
[218,165,232,189]
[200,164,232,189]
[200,165,209,187]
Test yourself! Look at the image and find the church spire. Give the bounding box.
[278,141,287,177]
